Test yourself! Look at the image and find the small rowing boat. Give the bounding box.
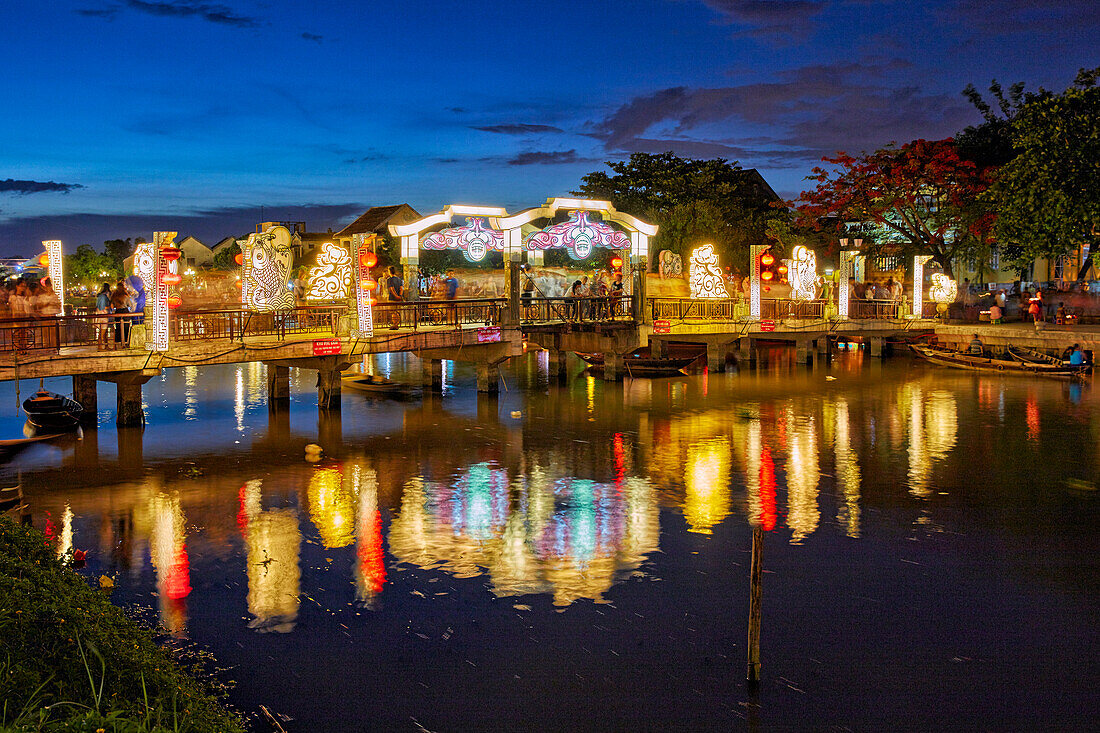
[576,351,701,377]
[1007,345,1075,367]
[0,432,66,461]
[22,390,83,431]
[911,344,1088,378]
[341,374,419,399]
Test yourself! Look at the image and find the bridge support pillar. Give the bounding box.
[422,358,443,391]
[317,369,342,410]
[116,380,144,428]
[739,337,756,365]
[476,362,500,393]
[816,336,830,355]
[267,365,290,412]
[707,342,727,371]
[603,352,624,381]
[546,349,568,379]
[650,339,668,359]
[795,339,812,365]
[868,337,884,358]
[73,374,97,425]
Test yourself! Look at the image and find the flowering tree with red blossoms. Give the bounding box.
[793,139,995,278]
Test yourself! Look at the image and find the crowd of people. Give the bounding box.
[0,278,63,318]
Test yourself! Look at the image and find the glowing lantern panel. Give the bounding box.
[688,244,728,298]
[305,243,352,301]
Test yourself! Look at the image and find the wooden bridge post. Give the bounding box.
[116,379,144,428]
[317,368,342,410]
[747,525,764,684]
[266,364,290,412]
[603,352,624,381]
[739,337,757,365]
[795,339,812,365]
[816,336,830,356]
[868,337,884,358]
[706,341,727,371]
[72,374,98,425]
[476,362,500,393]
[546,349,568,379]
[422,358,443,391]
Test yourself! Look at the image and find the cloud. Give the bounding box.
[942,0,1100,36]
[693,0,829,42]
[589,60,979,167]
[472,123,565,135]
[78,1,261,28]
[0,179,85,195]
[506,150,596,166]
[301,32,323,43]
[0,203,365,257]
[342,152,388,164]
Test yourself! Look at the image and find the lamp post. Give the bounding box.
[838,238,862,319]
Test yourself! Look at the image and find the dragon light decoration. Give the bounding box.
[305,243,351,301]
[422,217,504,263]
[243,226,295,311]
[788,245,817,301]
[929,273,957,303]
[688,244,728,298]
[525,211,630,260]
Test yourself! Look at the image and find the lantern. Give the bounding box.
[38,253,50,268]
[761,270,774,281]
[761,252,774,267]
[167,294,182,309]
[610,256,623,268]
[161,247,182,262]
[235,279,243,289]
[234,252,244,266]
[777,264,788,275]
[162,272,182,286]
[361,251,378,269]
[360,278,377,291]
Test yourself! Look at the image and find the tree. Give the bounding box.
[574,152,786,272]
[793,139,994,277]
[65,244,117,285]
[987,67,1100,275]
[213,241,241,270]
[955,79,1034,169]
[103,238,137,272]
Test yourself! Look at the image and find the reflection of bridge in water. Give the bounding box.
[0,293,936,427]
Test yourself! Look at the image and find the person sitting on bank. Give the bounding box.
[968,333,984,355]
[1056,302,1067,325]
[1069,345,1086,366]
[988,303,1003,324]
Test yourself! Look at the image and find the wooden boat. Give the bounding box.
[1007,345,1076,367]
[341,374,419,398]
[577,351,701,377]
[910,344,1088,378]
[22,389,83,431]
[0,432,66,461]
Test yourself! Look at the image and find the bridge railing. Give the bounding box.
[850,299,903,319]
[174,306,347,341]
[0,313,145,354]
[521,296,634,324]
[649,297,826,321]
[371,298,505,330]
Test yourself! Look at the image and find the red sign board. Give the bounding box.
[477,326,502,343]
[312,338,343,356]
[653,319,671,335]
[759,320,776,332]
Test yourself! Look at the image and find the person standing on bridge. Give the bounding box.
[95,283,111,349]
[110,279,132,346]
[386,266,403,330]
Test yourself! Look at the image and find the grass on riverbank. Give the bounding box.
[0,517,247,732]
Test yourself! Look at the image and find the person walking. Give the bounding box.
[95,282,112,349]
[386,266,403,330]
[110,279,132,346]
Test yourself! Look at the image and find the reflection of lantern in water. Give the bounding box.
[149,491,191,636]
[307,467,357,548]
[785,414,820,544]
[355,466,386,604]
[683,438,731,534]
[247,509,301,633]
[907,383,931,498]
[835,399,862,538]
[925,390,958,458]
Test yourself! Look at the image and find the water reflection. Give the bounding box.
[785,410,820,544]
[835,399,862,538]
[388,461,659,606]
[684,438,731,534]
[148,489,191,636]
[245,485,301,634]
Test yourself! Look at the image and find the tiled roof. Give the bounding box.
[337,204,417,236]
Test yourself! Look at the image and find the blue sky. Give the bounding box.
[0,0,1096,254]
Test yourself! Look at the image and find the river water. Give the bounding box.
[4,347,1097,731]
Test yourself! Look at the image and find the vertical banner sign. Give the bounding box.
[352,234,375,338]
[912,255,932,319]
[749,244,768,320]
[149,231,175,352]
[839,249,859,319]
[42,240,65,314]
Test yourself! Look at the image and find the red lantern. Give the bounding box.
[162,272,182,286]
[761,252,774,267]
[777,264,788,275]
[38,253,50,268]
[761,270,774,281]
[361,252,378,269]
[167,294,182,309]
[764,285,771,293]
[235,279,243,289]
[360,278,377,291]
[610,256,623,268]
[234,252,244,266]
[161,247,182,262]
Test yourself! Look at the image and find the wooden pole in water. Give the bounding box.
[747,525,764,684]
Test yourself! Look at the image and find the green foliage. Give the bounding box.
[956,79,1034,169]
[0,518,245,732]
[102,239,138,273]
[211,242,241,270]
[65,245,119,286]
[574,152,785,271]
[988,67,1100,271]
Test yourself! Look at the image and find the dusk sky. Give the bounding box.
[1,0,1096,255]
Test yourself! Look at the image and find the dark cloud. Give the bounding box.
[342,152,388,164]
[0,203,365,257]
[301,32,323,43]
[695,0,828,41]
[506,150,596,166]
[79,1,262,28]
[0,179,84,195]
[942,0,1100,35]
[590,61,979,167]
[472,123,565,135]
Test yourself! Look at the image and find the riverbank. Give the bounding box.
[0,517,245,732]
